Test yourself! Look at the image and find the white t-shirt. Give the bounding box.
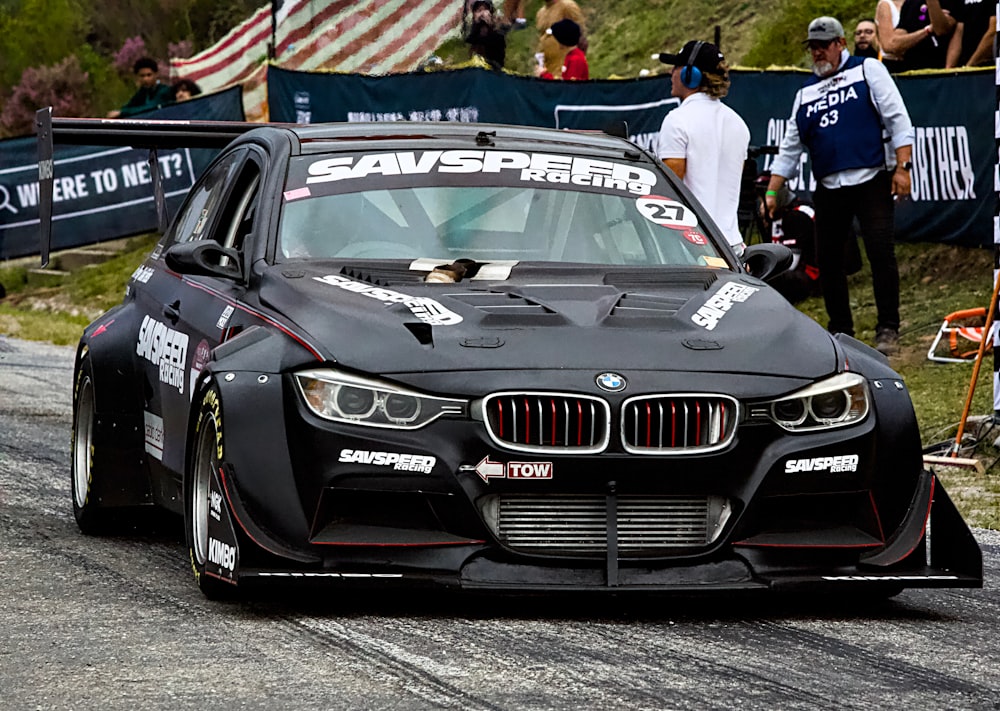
[657,92,750,249]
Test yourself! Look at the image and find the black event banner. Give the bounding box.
[0,85,245,260]
[269,65,993,249]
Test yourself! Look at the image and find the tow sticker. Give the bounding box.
[636,195,699,227]
[464,456,554,482]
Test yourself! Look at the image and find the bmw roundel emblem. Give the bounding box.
[596,372,627,392]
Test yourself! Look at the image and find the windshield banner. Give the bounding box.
[270,65,994,249]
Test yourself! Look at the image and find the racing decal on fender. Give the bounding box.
[636,195,699,227]
[136,315,189,394]
[338,449,436,474]
[314,274,463,326]
[467,456,553,482]
[131,265,154,283]
[143,411,164,461]
[784,455,859,473]
[204,463,239,585]
[216,305,234,330]
[189,340,211,401]
[305,150,657,196]
[691,282,759,331]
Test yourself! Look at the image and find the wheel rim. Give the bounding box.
[72,376,94,509]
[191,413,217,566]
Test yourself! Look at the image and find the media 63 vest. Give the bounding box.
[795,56,886,180]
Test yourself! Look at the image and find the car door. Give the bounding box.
[135,146,265,492]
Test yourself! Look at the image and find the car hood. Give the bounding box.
[258,263,837,379]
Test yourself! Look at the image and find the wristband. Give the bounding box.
[765,190,777,196]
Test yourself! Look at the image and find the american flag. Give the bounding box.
[170,0,464,121]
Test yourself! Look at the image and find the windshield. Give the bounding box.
[278,149,730,268]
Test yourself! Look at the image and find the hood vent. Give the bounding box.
[446,291,554,315]
[611,293,687,318]
[604,269,718,291]
[339,265,423,286]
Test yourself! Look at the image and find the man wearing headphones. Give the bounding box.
[656,40,751,256]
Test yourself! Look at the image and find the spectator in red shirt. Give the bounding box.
[536,19,588,80]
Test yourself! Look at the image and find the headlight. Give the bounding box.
[295,369,466,429]
[765,372,869,432]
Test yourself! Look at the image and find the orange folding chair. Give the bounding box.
[927,308,993,363]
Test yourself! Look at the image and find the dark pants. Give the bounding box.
[812,171,899,336]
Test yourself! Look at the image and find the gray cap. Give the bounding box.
[804,16,845,43]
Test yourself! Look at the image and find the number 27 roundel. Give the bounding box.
[636,195,699,228]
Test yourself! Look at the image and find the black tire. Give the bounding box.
[71,352,117,534]
[185,384,236,599]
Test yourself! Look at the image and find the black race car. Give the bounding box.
[42,112,981,598]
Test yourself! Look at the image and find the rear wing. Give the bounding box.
[34,107,263,267]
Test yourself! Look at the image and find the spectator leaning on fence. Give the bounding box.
[947,0,997,67]
[656,41,750,257]
[108,57,173,118]
[765,16,914,356]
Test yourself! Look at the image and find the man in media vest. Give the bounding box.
[764,16,914,356]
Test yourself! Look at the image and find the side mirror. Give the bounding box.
[165,241,242,280]
[742,243,793,282]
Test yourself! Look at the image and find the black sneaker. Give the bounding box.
[875,327,899,355]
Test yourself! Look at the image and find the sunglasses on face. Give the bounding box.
[807,40,834,50]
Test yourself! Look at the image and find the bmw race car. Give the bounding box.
[42,111,982,598]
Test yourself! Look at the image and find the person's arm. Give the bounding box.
[892,145,913,197]
[663,158,686,179]
[886,25,934,55]
[765,94,805,218]
[966,15,997,65]
[864,58,915,194]
[876,1,899,53]
[946,22,964,67]
[926,0,956,36]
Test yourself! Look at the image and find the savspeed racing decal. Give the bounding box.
[691,282,759,331]
[305,150,658,196]
[136,315,189,394]
[339,449,436,474]
[784,455,859,474]
[314,274,463,326]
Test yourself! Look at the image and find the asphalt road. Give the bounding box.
[1,335,999,710]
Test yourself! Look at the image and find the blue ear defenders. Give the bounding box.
[680,41,704,89]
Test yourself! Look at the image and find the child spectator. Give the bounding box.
[171,78,202,102]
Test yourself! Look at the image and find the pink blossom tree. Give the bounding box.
[0,56,92,137]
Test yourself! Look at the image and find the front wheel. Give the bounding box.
[185,385,237,599]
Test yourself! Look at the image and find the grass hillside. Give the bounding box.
[438,0,876,77]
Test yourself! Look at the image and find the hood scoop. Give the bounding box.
[339,264,423,286]
[446,291,555,315]
[604,268,718,291]
[611,293,688,318]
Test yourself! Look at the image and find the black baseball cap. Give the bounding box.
[656,41,725,73]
